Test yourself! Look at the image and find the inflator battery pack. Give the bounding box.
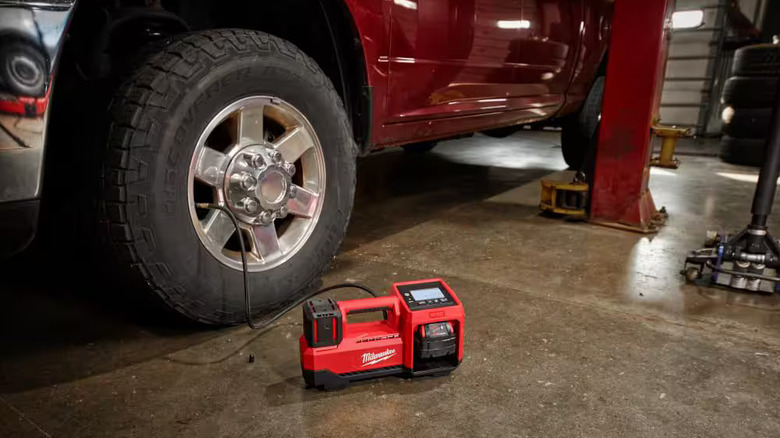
[303,298,342,348]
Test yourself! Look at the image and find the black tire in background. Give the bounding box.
[101,30,357,325]
[402,141,438,153]
[0,42,47,97]
[722,107,772,138]
[720,135,766,167]
[721,76,778,108]
[732,43,780,77]
[560,76,604,170]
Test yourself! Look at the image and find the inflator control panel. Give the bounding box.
[396,281,457,311]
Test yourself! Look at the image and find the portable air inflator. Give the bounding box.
[299,279,464,390]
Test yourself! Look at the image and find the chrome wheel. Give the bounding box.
[188,96,326,272]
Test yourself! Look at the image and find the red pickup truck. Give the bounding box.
[0,0,610,325]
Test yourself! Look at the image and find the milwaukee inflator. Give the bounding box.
[299,279,464,390]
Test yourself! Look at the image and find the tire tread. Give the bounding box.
[102,29,355,325]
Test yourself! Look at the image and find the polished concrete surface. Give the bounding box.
[3,131,780,437]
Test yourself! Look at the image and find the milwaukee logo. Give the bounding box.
[361,348,397,367]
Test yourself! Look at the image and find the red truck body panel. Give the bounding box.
[342,0,612,148]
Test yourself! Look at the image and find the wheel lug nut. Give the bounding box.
[270,150,283,164]
[279,206,289,218]
[237,197,260,214]
[289,186,297,197]
[259,210,274,224]
[251,155,266,168]
[284,163,296,176]
[230,172,257,192]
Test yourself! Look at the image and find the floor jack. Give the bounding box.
[682,91,780,292]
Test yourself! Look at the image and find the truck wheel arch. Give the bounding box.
[65,0,373,152]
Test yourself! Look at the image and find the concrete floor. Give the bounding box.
[3,131,780,437]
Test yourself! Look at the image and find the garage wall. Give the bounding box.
[659,0,766,135]
[659,0,725,134]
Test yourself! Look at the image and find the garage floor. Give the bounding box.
[3,131,780,437]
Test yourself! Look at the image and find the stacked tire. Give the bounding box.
[720,43,780,166]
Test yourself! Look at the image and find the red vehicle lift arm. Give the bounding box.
[589,0,673,232]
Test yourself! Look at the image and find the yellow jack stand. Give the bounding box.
[650,125,690,169]
[540,179,588,217]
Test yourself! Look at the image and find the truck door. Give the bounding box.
[514,0,584,117]
[385,0,524,124]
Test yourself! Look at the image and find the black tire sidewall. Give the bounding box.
[733,44,780,77]
[560,121,585,169]
[1,42,47,97]
[722,76,778,108]
[561,76,604,170]
[720,135,765,167]
[723,107,772,138]
[114,44,355,324]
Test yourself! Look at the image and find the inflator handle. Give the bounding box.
[338,296,400,325]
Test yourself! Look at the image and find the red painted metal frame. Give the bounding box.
[0,94,48,118]
[589,0,673,232]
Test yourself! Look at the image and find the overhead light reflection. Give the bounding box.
[497,20,531,29]
[716,172,777,184]
[393,0,418,10]
[671,10,704,29]
[650,168,677,177]
[722,106,734,124]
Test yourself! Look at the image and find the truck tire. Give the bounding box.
[720,135,765,167]
[732,44,780,77]
[721,76,778,108]
[722,107,772,139]
[101,30,357,325]
[0,42,47,97]
[561,76,604,169]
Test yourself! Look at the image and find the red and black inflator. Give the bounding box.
[299,279,464,390]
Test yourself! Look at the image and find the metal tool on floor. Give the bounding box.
[682,85,780,292]
[299,279,464,390]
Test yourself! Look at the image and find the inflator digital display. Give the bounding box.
[397,281,456,310]
[410,287,445,301]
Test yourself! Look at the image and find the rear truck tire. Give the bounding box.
[721,76,778,108]
[720,135,765,167]
[0,42,47,97]
[560,76,604,170]
[402,141,438,153]
[101,30,357,325]
[732,43,780,77]
[722,107,772,138]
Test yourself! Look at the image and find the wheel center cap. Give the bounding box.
[259,169,288,205]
